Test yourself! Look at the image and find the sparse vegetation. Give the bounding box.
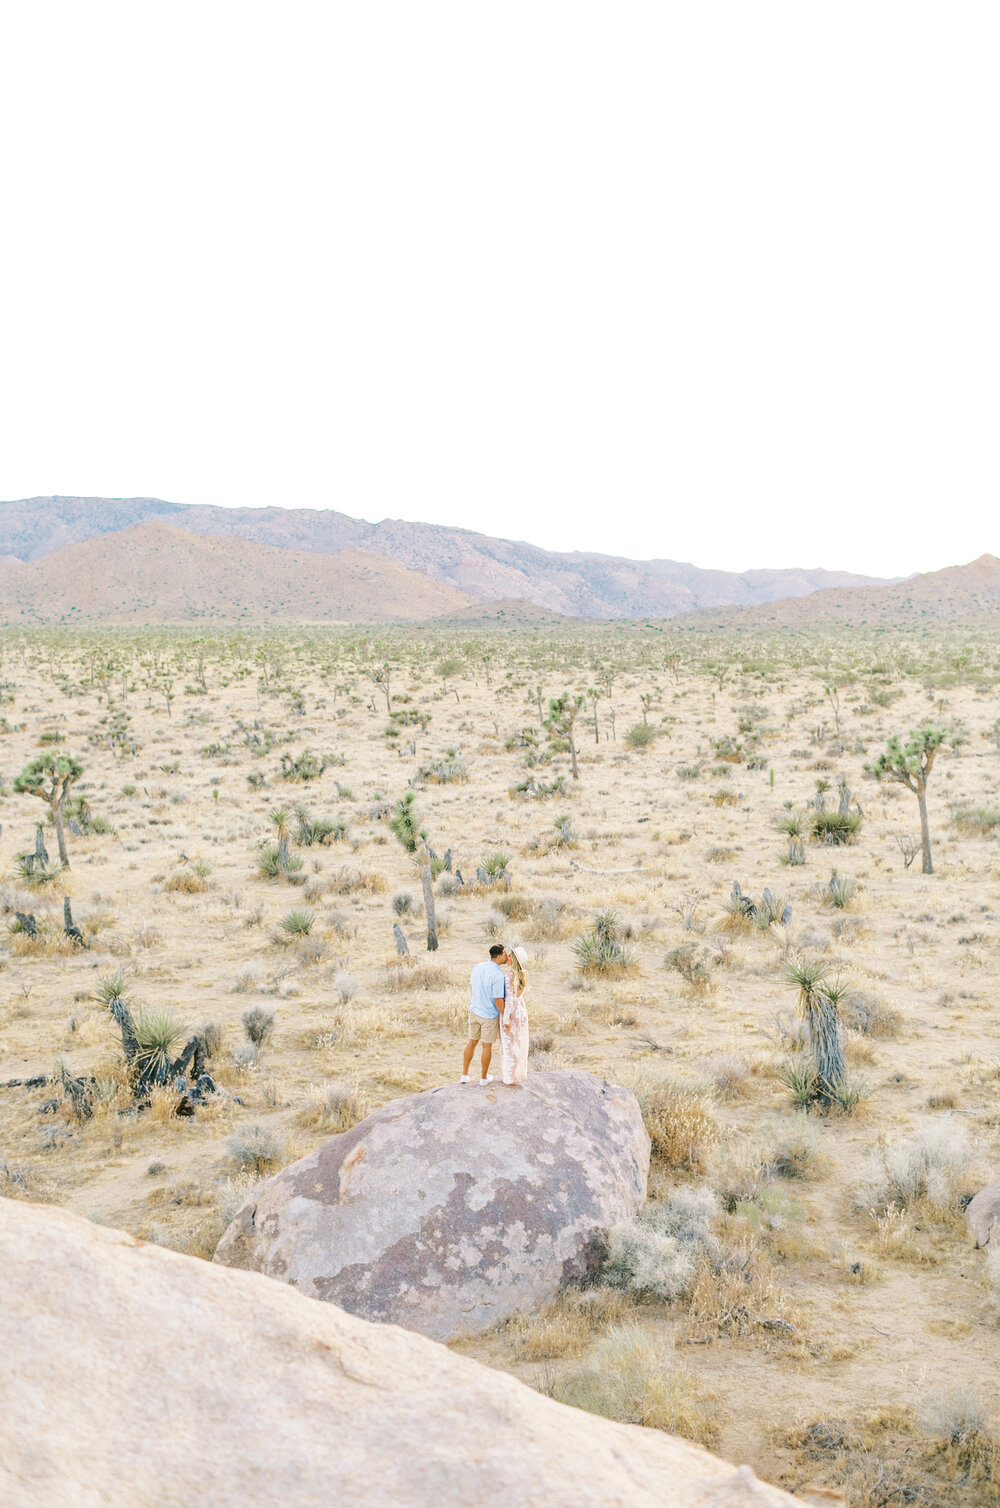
[2,622,999,1491]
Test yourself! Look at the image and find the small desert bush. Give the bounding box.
[555,1324,719,1447]
[664,943,713,997]
[164,860,212,893]
[841,989,903,1038]
[298,1079,367,1133]
[417,751,469,784]
[711,786,739,807]
[857,1124,971,1217]
[685,1234,793,1339]
[504,1289,631,1361]
[632,1072,716,1173]
[523,898,569,941]
[232,966,262,994]
[391,889,414,916]
[333,970,358,1003]
[242,1006,276,1048]
[330,865,387,896]
[603,1187,719,1302]
[384,960,452,992]
[227,1125,284,1175]
[216,1171,265,1226]
[767,1114,827,1181]
[625,722,658,749]
[492,892,533,922]
[950,804,1000,836]
[705,1051,752,1099]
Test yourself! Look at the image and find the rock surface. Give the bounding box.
[1,1197,799,1507]
[215,1070,648,1340]
[967,1177,1000,1247]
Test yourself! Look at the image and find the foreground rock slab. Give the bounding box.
[215,1069,649,1340]
[967,1176,1000,1247]
[1,1198,798,1508]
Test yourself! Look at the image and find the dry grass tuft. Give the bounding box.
[555,1323,720,1447]
[630,1071,717,1173]
[384,960,453,992]
[297,1079,368,1134]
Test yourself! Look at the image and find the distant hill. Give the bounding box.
[0,496,889,619]
[421,597,582,630]
[676,555,1000,630]
[0,522,471,624]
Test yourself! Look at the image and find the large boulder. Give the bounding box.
[0,1197,799,1507]
[967,1177,1000,1247]
[215,1069,648,1340]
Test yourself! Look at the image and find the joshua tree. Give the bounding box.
[867,726,946,874]
[369,664,392,713]
[14,753,83,868]
[546,693,584,781]
[389,793,437,950]
[587,687,601,744]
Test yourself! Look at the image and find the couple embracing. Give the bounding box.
[461,943,529,1087]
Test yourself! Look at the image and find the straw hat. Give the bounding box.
[512,946,529,967]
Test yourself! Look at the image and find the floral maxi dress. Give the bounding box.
[500,975,529,1086]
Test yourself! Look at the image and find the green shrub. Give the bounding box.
[811,811,862,844]
[950,805,1000,836]
[625,723,658,749]
[281,907,315,936]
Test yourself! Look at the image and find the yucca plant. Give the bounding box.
[281,906,315,936]
[481,849,512,881]
[131,1006,187,1087]
[777,1058,820,1108]
[784,957,846,1106]
[574,910,637,975]
[826,870,858,909]
[811,810,863,844]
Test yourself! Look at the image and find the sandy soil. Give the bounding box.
[1,627,997,1501]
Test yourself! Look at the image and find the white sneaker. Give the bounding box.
[478,1075,493,1086]
[460,1074,470,1083]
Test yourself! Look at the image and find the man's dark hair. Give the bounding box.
[489,944,505,959]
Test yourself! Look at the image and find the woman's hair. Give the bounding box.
[506,947,526,992]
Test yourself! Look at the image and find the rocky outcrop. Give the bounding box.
[967,1177,1000,1247]
[215,1070,649,1340]
[0,1197,799,1507]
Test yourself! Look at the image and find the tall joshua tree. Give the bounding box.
[14,753,83,869]
[546,694,584,781]
[389,792,438,951]
[867,726,945,874]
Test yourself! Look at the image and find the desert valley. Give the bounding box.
[2,502,1000,1505]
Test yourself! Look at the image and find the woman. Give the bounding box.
[499,944,530,1086]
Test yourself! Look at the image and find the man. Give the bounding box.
[461,944,507,1085]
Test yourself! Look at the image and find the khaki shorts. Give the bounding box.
[467,1013,500,1044]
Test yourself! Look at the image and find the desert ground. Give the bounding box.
[1,623,999,1505]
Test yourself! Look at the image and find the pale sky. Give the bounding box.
[1,4,996,577]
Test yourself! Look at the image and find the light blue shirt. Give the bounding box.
[469,960,506,1019]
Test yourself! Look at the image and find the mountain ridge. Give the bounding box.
[0,495,889,619]
[675,554,1000,630]
[0,522,471,624]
